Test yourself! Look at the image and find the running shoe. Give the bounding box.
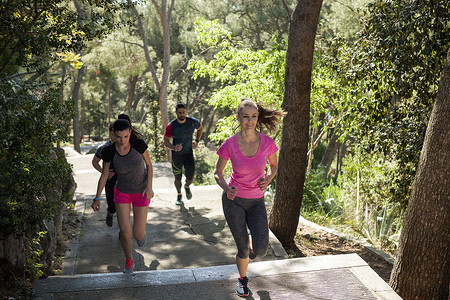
[175,194,183,205]
[137,233,146,247]
[185,185,192,200]
[249,250,256,260]
[123,260,134,274]
[105,212,114,227]
[236,276,249,297]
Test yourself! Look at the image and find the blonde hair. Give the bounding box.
[237,98,284,133]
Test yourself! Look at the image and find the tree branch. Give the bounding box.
[307,115,336,156]
[130,0,160,90]
[169,46,211,82]
[280,0,291,19]
[168,0,175,24]
[334,0,356,13]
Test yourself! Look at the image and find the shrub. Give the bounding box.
[0,79,73,239]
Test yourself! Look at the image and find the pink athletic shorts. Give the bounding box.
[114,187,151,207]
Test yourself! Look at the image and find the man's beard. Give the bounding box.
[178,116,185,121]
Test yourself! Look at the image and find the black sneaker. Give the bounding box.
[106,212,113,227]
[184,185,192,200]
[175,194,183,205]
[249,250,256,260]
[236,276,249,297]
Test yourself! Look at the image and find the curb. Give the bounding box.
[299,217,395,265]
[61,195,85,275]
[268,229,289,259]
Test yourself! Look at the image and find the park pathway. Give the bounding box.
[33,147,401,299]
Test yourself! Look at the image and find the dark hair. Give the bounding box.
[118,113,131,123]
[108,123,114,132]
[113,119,131,132]
[175,103,186,111]
[117,113,144,139]
[237,98,284,133]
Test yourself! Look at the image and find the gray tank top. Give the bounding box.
[102,138,148,194]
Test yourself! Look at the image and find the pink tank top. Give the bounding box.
[216,132,278,198]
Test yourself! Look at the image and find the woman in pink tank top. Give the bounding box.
[214,98,284,297]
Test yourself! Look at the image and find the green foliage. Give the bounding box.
[362,203,401,248]
[185,0,293,50]
[339,148,396,207]
[135,100,167,163]
[0,0,128,75]
[302,167,343,221]
[318,0,370,42]
[302,145,404,251]
[333,0,450,207]
[0,79,73,239]
[189,18,285,143]
[84,30,149,78]
[193,143,216,185]
[25,231,46,278]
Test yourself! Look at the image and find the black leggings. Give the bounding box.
[222,192,269,259]
[105,175,117,214]
[171,152,195,193]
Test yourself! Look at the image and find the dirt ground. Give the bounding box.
[286,222,394,283]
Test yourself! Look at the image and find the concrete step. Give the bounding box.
[33,254,401,300]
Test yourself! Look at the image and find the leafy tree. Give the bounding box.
[0,79,73,239]
[0,0,126,76]
[189,19,285,141]
[212,0,294,50]
[389,47,450,300]
[317,0,370,41]
[347,0,450,207]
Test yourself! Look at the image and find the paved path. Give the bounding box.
[61,149,284,275]
[32,147,401,299]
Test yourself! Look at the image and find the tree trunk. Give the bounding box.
[320,130,339,178]
[72,65,85,153]
[131,0,171,134]
[57,63,67,148]
[152,0,174,134]
[107,83,112,124]
[203,109,216,145]
[268,0,323,246]
[72,0,85,152]
[80,96,85,141]
[125,75,139,110]
[306,125,315,173]
[389,48,450,300]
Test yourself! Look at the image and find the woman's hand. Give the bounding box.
[143,187,154,200]
[226,186,237,200]
[91,199,100,212]
[257,177,269,191]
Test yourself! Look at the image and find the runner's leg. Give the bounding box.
[132,205,149,242]
[171,155,183,194]
[116,203,132,260]
[184,152,195,187]
[222,192,250,277]
[246,197,269,258]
